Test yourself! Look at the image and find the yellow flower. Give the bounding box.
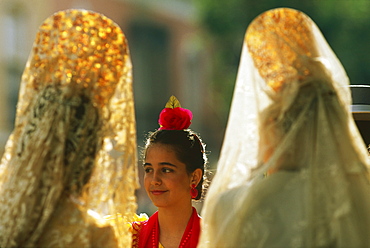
[133,213,149,222]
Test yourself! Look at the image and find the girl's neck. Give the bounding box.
[157,203,194,248]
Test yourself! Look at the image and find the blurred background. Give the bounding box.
[0,0,369,215]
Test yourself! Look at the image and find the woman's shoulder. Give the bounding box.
[90,224,118,248]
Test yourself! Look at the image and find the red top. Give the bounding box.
[132,207,201,248]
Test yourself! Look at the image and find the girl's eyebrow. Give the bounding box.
[159,162,177,167]
[143,162,177,167]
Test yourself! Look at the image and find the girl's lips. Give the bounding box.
[151,190,168,195]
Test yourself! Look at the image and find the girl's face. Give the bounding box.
[144,143,196,209]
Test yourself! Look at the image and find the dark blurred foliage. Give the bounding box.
[192,0,370,122]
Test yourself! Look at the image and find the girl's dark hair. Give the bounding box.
[144,129,208,200]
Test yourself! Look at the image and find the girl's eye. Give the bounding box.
[144,167,153,173]
[162,168,173,173]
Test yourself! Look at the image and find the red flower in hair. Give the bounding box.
[159,107,193,130]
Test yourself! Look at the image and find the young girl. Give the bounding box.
[132,96,208,248]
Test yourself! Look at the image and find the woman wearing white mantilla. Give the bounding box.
[199,8,370,248]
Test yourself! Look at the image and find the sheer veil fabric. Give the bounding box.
[199,8,370,248]
[0,10,138,247]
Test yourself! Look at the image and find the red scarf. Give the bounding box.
[132,207,201,248]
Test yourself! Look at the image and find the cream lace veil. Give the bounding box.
[199,8,370,247]
[0,9,138,247]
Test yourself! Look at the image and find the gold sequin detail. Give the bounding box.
[25,9,128,106]
[246,8,318,92]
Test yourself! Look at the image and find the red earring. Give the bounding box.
[191,184,198,199]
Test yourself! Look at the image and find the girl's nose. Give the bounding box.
[151,171,162,186]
